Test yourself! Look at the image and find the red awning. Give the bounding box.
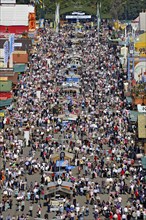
[0,92,12,100]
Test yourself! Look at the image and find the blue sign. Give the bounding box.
[56,160,69,167]
[66,77,80,83]
[4,41,9,65]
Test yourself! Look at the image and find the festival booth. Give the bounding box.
[57,113,78,126]
[0,4,35,34]
[62,86,80,96]
[135,33,146,57]
[131,33,146,82]
[13,51,28,64]
[67,62,82,70]
[0,79,13,108]
[47,152,73,202]
[47,180,73,210]
[51,151,74,163]
[56,160,75,172]
[13,64,28,81]
[0,69,18,85]
[66,55,82,70]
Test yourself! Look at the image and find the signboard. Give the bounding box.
[137,104,146,112]
[66,15,91,19]
[134,61,146,82]
[3,41,9,65]
[9,34,15,55]
[0,0,16,3]
[56,160,68,167]
[0,77,8,81]
[0,112,4,117]
[14,43,22,48]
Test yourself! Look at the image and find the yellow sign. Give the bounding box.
[0,77,8,81]
[135,42,146,57]
[0,112,4,117]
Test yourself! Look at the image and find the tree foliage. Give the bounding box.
[16,0,146,20]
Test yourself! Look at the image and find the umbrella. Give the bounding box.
[45,176,51,182]
[106,178,113,183]
[65,166,75,170]
[70,176,76,181]
[90,124,97,128]
[5,188,13,193]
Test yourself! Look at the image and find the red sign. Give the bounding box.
[0,92,12,100]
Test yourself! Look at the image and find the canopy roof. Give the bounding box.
[13,64,27,73]
[51,151,74,160]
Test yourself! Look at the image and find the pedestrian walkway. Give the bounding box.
[0,24,145,220]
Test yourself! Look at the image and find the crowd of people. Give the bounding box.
[0,22,146,220]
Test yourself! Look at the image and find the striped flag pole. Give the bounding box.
[96,3,100,42]
[97,2,101,43]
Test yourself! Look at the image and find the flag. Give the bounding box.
[55,3,60,33]
[4,41,9,65]
[96,3,101,29]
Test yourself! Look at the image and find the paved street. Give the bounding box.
[0,24,145,220]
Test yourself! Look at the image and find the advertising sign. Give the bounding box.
[0,112,4,117]
[14,43,22,48]
[56,160,68,167]
[134,60,146,82]
[137,104,146,113]
[66,15,91,19]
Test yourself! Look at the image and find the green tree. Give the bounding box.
[35,0,146,20]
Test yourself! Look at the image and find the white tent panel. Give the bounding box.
[0,5,35,26]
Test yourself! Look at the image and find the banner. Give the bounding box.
[39,19,44,28]
[55,3,60,33]
[3,41,9,65]
[28,13,36,31]
[9,34,15,56]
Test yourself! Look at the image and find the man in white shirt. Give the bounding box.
[122,213,127,220]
